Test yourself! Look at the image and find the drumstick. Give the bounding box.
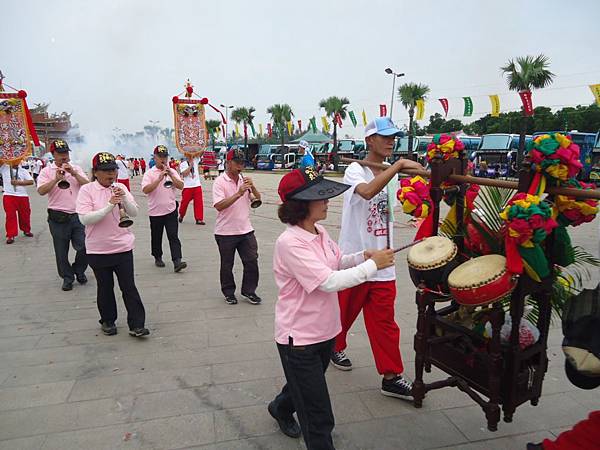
[393,238,424,253]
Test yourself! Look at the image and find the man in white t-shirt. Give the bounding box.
[178,153,205,225]
[1,161,34,244]
[31,158,43,184]
[116,155,130,191]
[332,117,424,400]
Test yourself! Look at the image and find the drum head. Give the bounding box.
[448,255,506,288]
[407,236,457,270]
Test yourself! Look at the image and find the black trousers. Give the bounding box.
[214,231,259,297]
[48,214,88,282]
[272,338,336,450]
[87,251,146,330]
[149,207,182,262]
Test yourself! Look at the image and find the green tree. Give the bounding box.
[205,119,221,151]
[318,96,350,170]
[398,82,430,159]
[266,104,294,151]
[230,106,256,158]
[500,54,555,165]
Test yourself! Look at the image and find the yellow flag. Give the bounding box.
[321,116,330,133]
[489,94,500,117]
[590,84,600,106]
[415,99,425,120]
[216,126,221,135]
[258,123,263,136]
[361,110,367,126]
[235,123,240,136]
[287,120,293,135]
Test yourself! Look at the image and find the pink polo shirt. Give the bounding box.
[76,181,136,255]
[273,224,342,346]
[37,163,89,213]
[212,172,253,236]
[141,167,182,216]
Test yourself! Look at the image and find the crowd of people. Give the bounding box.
[1,117,598,450]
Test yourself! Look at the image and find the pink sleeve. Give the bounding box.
[76,166,89,181]
[140,171,153,189]
[280,241,334,294]
[212,178,226,206]
[120,183,138,207]
[170,170,183,182]
[75,186,94,214]
[37,167,51,186]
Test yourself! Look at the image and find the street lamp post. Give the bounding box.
[385,68,405,120]
[219,104,234,148]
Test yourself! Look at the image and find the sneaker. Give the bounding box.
[76,273,88,284]
[100,321,117,336]
[6,237,14,244]
[196,220,205,225]
[61,279,73,291]
[129,327,150,337]
[241,292,262,305]
[381,375,413,399]
[174,260,187,273]
[268,401,301,439]
[331,350,352,371]
[154,257,165,268]
[225,295,238,305]
[178,216,183,223]
[23,232,34,237]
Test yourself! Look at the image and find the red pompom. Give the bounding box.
[200,97,209,104]
[172,96,179,104]
[17,90,27,99]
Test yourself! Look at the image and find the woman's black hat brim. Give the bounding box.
[288,177,350,201]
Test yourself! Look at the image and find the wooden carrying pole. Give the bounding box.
[340,157,600,200]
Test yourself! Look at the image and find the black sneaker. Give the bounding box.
[268,401,301,439]
[174,260,187,272]
[526,444,543,450]
[61,279,73,291]
[225,295,238,305]
[129,327,150,337]
[381,375,413,399]
[241,292,262,305]
[154,258,165,268]
[76,273,88,284]
[100,321,117,336]
[331,350,352,371]
[196,220,205,225]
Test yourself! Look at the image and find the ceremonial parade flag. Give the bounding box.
[349,110,357,127]
[415,99,425,120]
[267,123,272,137]
[297,119,302,132]
[589,84,600,106]
[0,90,40,164]
[310,117,317,133]
[258,123,263,137]
[518,90,534,116]
[287,120,293,135]
[321,116,330,133]
[463,97,473,117]
[438,98,449,117]
[334,112,343,128]
[379,104,387,117]
[489,94,500,117]
[362,110,367,126]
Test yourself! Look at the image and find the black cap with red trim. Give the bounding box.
[278,167,349,202]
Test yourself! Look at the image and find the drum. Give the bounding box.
[448,255,517,306]
[407,236,458,291]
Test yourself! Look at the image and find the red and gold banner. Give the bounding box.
[0,90,40,164]
[172,95,208,157]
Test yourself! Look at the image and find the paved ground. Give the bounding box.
[0,172,598,450]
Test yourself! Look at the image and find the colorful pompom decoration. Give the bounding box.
[397,176,431,219]
[554,179,599,227]
[526,133,582,182]
[426,134,465,162]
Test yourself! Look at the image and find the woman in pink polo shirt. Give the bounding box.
[76,152,149,338]
[269,167,395,449]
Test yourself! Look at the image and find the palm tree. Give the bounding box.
[319,96,350,171]
[205,119,221,151]
[230,107,256,159]
[266,104,294,152]
[501,54,555,167]
[398,83,430,160]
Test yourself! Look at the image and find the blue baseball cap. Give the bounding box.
[364,117,403,137]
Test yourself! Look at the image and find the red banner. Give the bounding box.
[267,123,272,137]
[297,119,302,132]
[519,90,534,116]
[438,98,449,117]
[334,112,343,128]
[243,123,248,139]
[379,104,387,117]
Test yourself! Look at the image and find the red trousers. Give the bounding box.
[179,186,204,221]
[3,195,31,238]
[542,411,600,449]
[117,178,130,191]
[335,280,404,375]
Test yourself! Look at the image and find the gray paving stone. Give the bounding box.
[214,404,280,441]
[429,431,554,450]
[0,435,47,450]
[0,380,74,411]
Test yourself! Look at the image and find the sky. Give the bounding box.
[3,0,600,144]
